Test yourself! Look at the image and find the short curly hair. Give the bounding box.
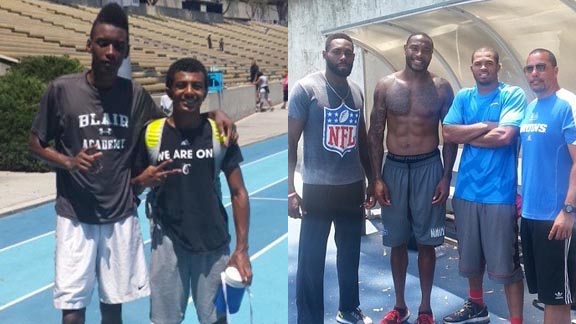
[165,57,209,91]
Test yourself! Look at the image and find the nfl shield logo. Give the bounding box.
[323,103,360,157]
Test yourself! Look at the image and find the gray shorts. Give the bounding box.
[381,150,446,247]
[452,197,523,284]
[150,222,229,324]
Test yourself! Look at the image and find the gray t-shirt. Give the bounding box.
[31,71,164,224]
[288,71,365,185]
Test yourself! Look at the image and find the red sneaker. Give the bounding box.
[379,308,410,324]
[415,313,434,324]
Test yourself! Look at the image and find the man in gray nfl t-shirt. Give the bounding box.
[288,32,375,324]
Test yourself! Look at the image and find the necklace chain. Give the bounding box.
[322,72,350,104]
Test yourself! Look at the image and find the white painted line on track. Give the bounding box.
[240,150,286,168]
[250,233,287,261]
[0,231,54,253]
[0,283,54,311]
[248,197,287,202]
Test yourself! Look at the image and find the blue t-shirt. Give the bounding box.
[288,71,365,185]
[520,89,576,220]
[443,82,526,204]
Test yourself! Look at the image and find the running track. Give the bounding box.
[0,134,288,324]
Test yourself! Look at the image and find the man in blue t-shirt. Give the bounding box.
[288,33,374,324]
[520,48,576,324]
[442,47,526,324]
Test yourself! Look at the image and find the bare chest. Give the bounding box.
[386,81,442,118]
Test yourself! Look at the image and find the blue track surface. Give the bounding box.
[0,134,287,324]
[288,216,576,324]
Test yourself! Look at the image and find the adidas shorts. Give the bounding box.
[521,217,575,305]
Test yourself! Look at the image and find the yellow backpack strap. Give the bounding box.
[208,118,227,175]
[145,118,167,165]
[208,118,228,200]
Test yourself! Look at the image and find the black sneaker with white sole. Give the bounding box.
[336,307,373,324]
[443,300,490,324]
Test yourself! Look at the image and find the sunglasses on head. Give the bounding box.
[524,63,547,73]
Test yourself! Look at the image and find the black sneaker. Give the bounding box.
[443,300,490,324]
[336,307,373,324]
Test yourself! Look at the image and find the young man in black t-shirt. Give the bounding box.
[132,58,251,324]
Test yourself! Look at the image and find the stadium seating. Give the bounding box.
[0,0,287,94]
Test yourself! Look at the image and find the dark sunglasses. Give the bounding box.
[524,63,547,73]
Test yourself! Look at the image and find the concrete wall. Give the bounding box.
[288,0,454,89]
[222,0,279,22]
[137,4,224,23]
[152,81,282,121]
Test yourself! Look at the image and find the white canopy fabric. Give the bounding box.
[325,0,576,112]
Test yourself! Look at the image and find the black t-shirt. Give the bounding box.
[31,71,164,224]
[134,117,243,252]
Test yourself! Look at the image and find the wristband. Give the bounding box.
[288,192,298,198]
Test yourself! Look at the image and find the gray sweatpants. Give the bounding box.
[150,222,229,324]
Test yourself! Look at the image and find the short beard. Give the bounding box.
[326,60,352,77]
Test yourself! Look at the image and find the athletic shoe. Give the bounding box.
[443,300,490,324]
[415,313,434,324]
[336,307,373,324]
[380,307,410,324]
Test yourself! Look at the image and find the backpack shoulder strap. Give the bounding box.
[208,118,227,176]
[145,118,167,165]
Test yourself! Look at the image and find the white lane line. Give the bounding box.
[0,283,54,311]
[0,150,287,254]
[248,197,287,202]
[250,233,287,261]
[0,231,54,253]
[240,150,286,168]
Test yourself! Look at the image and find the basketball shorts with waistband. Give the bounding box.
[380,151,445,247]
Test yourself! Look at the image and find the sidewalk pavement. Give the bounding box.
[0,105,287,217]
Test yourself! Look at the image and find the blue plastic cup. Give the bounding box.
[215,266,246,314]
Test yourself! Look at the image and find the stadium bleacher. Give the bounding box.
[0,0,287,94]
